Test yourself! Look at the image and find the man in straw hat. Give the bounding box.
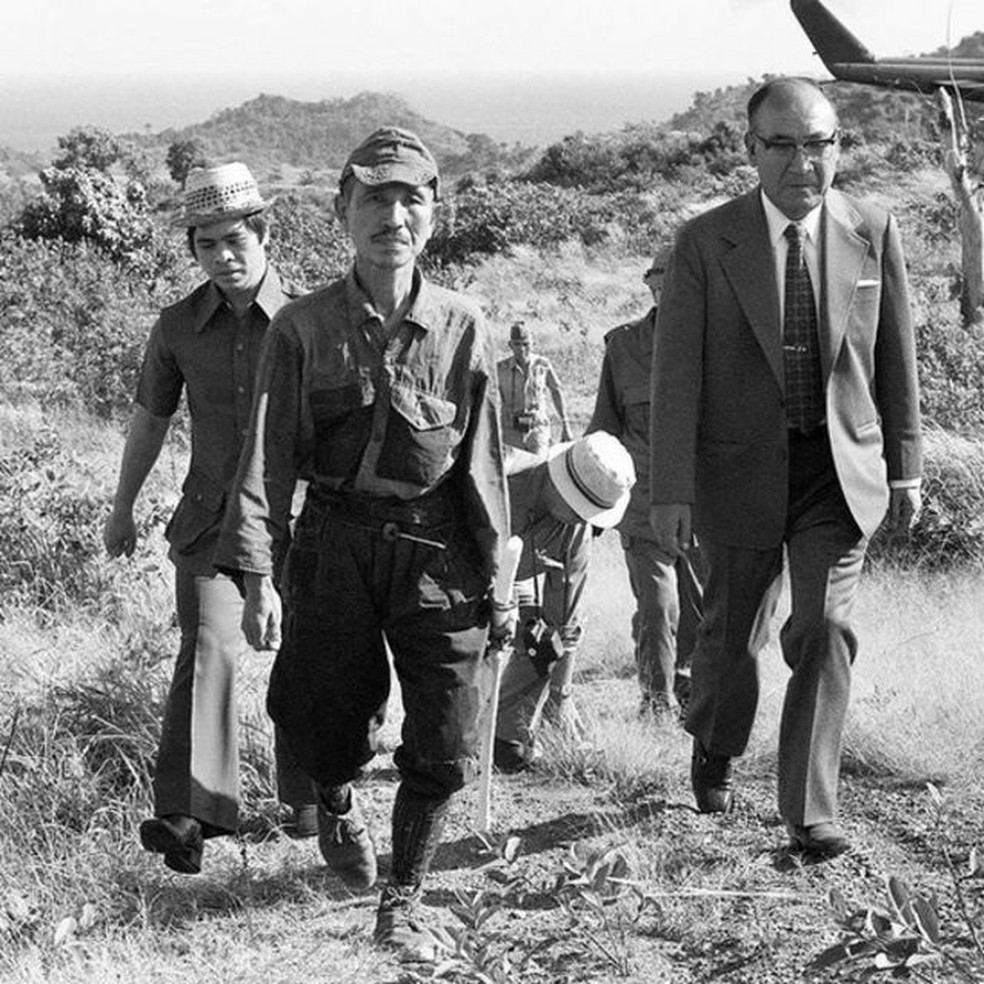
[215,127,512,961]
[493,432,635,773]
[104,162,316,875]
[588,249,705,721]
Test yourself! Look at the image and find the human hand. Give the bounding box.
[889,486,922,535]
[649,503,692,557]
[103,510,138,558]
[242,574,283,651]
[489,599,518,647]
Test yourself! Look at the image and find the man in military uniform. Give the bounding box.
[216,129,511,961]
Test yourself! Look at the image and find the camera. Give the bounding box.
[512,411,535,433]
[521,617,564,678]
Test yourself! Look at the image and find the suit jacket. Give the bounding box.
[649,187,922,548]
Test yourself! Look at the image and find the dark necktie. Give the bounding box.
[783,223,823,432]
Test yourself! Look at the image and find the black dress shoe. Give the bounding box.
[139,815,204,874]
[691,739,735,814]
[787,822,851,858]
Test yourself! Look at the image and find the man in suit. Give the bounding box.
[649,78,922,858]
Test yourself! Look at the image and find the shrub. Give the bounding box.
[913,288,984,434]
[867,428,984,571]
[0,231,193,416]
[266,193,352,290]
[0,424,168,617]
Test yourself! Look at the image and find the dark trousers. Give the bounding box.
[685,428,866,826]
[153,564,314,832]
[268,499,492,801]
[622,536,704,708]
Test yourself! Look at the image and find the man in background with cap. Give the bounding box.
[104,162,316,875]
[497,321,573,455]
[494,432,635,773]
[588,251,704,720]
[215,127,510,961]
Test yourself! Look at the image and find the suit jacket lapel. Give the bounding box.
[720,192,783,387]
[820,191,870,380]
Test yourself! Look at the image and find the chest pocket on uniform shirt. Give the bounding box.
[310,380,375,477]
[377,379,460,487]
[622,382,650,435]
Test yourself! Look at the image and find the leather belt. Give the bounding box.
[307,484,456,531]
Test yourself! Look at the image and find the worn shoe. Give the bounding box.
[691,739,735,814]
[286,803,318,840]
[373,885,442,962]
[317,793,377,890]
[787,822,851,859]
[139,814,204,875]
[493,738,533,774]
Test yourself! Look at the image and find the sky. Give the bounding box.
[0,0,981,150]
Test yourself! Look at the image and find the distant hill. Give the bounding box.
[128,91,511,177]
[929,30,984,60]
[0,146,44,181]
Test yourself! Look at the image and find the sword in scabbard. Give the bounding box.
[475,534,524,836]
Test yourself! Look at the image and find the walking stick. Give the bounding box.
[476,534,524,835]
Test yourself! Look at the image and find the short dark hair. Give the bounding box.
[746,77,834,129]
[186,211,269,259]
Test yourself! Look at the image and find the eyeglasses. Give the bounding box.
[752,132,839,160]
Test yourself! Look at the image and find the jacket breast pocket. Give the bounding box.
[310,380,375,476]
[377,380,460,486]
[165,471,226,556]
[622,382,650,436]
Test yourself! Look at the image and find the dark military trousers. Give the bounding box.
[268,491,492,800]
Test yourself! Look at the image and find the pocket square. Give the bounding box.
[857,279,880,288]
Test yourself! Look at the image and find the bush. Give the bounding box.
[0,424,169,617]
[267,193,352,290]
[913,287,984,434]
[868,428,984,571]
[0,231,193,415]
[427,183,685,267]
[524,123,748,194]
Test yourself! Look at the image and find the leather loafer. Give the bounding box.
[691,739,735,814]
[787,822,851,858]
[139,815,204,874]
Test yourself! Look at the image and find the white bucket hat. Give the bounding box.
[547,432,636,528]
[174,162,272,227]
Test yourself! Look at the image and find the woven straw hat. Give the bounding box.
[174,162,272,227]
[547,432,636,528]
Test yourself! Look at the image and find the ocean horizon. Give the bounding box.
[0,69,755,155]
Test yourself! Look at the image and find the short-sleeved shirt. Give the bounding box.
[215,268,509,584]
[497,353,561,450]
[588,308,656,541]
[136,267,299,563]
